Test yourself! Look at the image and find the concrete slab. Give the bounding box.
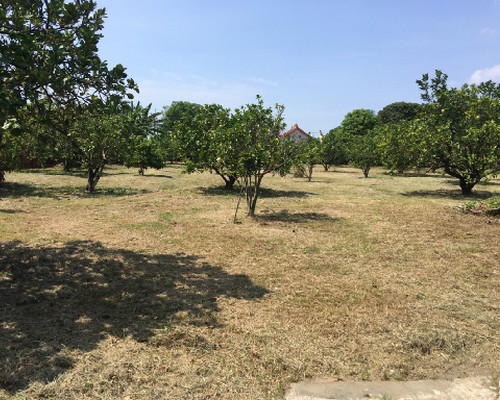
[286,376,497,400]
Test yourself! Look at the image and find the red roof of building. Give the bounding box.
[280,124,313,139]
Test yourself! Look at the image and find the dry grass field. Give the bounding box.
[0,164,499,399]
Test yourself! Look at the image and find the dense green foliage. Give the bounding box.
[334,109,381,177]
[416,70,500,194]
[0,0,137,188]
[378,102,421,125]
[122,103,164,176]
[159,101,202,163]
[173,103,238,189]
[232,97,296,217]
[377,120,424,174]
[174,96,296,216]
[317,128,342,171]
[347,133,379,178]
[341,109,379,137]
[319,127,349,169]
[294,137,321,181]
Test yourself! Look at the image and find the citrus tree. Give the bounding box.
[416,70,500,194]
[0,0,136,185]
[348,133,379,178]
[338,109,380,177]
[122,103,164,175]
[377,120,424,174]
[319,127,349,170]
[294,137,321,181]
[233,96,296,217]
[159,101,202,163]
[173,103,239,189]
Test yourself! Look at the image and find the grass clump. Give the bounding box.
[461,196,500,216]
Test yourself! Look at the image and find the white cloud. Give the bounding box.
[132,71,278,111]
[469,65,500,84]
[480,27,497,36]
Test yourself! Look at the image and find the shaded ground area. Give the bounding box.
[404,188,495,199]
[0,241,268,393]
[257,210,341,224]
[197,185,316,199]
[0,181,150,199]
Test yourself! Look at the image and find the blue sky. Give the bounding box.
[97,0,500,134]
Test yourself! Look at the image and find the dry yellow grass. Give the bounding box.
[0,165,499,399]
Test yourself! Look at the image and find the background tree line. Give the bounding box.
[317,72,500,194]
[1,0,499,220]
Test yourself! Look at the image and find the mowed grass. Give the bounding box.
[0,165,499,399]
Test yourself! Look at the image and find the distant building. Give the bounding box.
[281,124,313,143]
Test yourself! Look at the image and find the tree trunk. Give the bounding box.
[0,170,5,187]
[459,178,476,196]
[86,162,106,193]
[224,175,237,190]
[363,166,370,178]
[214,168,237,190]
[307,164,314,181]
[62,159,73,172]
[246,174,263,217]
[445,165,480,196]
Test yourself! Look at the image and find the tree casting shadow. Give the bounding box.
[0,209,25,214]
[197,186,316,199]
[0,182,150,199]
[19,168,88,178]
[258,209,341,224]
[382,171,445,178]
[0,241,268,393]
[403,188,495,199]
[141,173,173,179]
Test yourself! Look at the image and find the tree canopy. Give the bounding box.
[232,96,296,217]
[173,96,296,217]
[173,103,238,189]
[334,109,381,176]
[341,109,379,137]
[0,0,136,116]
[159,101,202,163]
[0,0,137,185]
[416,70,500,194]
[378,102,421,125]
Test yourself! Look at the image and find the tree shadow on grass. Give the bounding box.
[18,168,88,179]
[0,209,25,214]
[325,168,358,174]
[0,182,150,200]
[403,188,495,199]
[140,173,173,179]
[16,168,172,179]
[260,187,316,198]
[195,186,239,196]
[197,186,316,199]
[0,241,268,393]
[257,209,341,224]
[382,171,445,178]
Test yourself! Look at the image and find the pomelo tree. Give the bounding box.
[416,70,500,194]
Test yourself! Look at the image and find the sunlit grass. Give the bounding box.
[0,164,499,399]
